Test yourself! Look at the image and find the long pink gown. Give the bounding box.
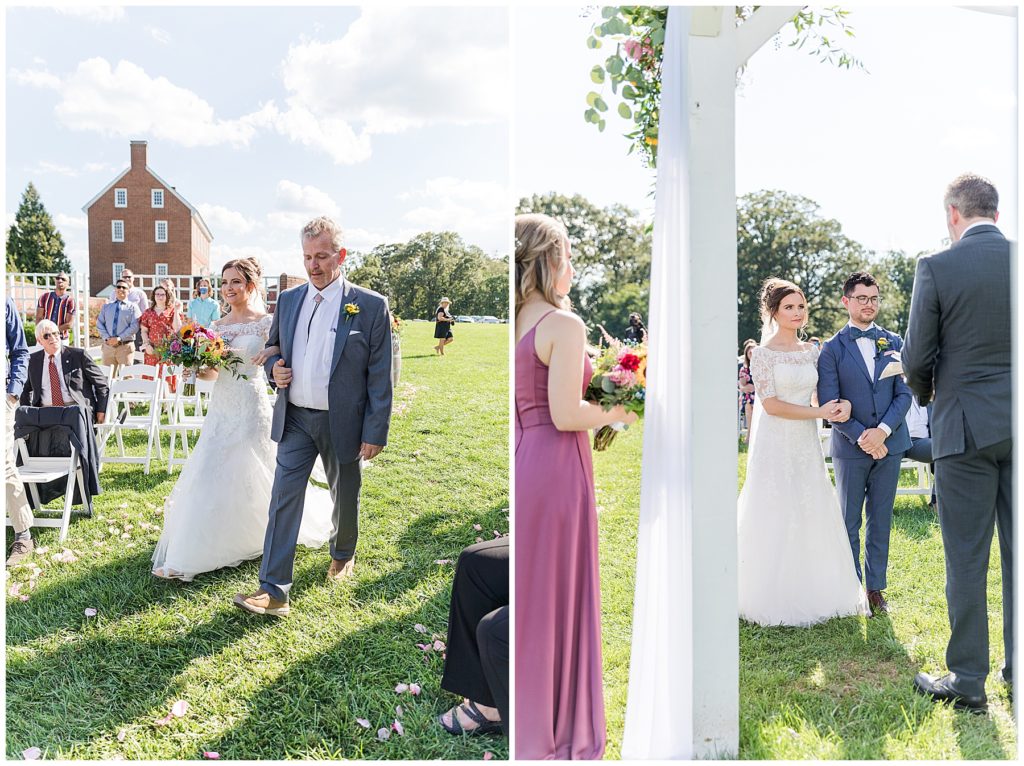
[515,313,605,760]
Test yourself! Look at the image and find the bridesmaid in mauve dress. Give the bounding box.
[514,214,637,760]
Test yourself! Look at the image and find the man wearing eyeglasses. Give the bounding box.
[20,319,108,425]
[817,271,912,618]
[97,280,142,371]
[35,271,76,341]
[117,269,149,351]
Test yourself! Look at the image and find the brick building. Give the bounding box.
[83,140,213,296]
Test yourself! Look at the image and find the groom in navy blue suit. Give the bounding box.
[818,272,912,615]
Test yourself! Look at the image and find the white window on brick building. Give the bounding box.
[113,263,125,283]
[156,263,169,277]
[155,221,168,243]
[114,188,127,207]
[151,189,164,208]
[112,220,125,242]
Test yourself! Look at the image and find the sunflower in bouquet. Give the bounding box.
[155,321,247,395]
[585,339,647,451]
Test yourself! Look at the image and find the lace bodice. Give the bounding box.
[750,346,819,405]
[203,314,274,442]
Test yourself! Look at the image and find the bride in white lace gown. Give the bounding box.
[152,260,333,581]
[738,278,870,626]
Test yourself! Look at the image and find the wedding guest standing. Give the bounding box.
[623,311,646,343]
[96,279,142,373]
[514,213,636,759]
[119,269,149,351]
[434,297,455,355]
[35,271,75,340]
[140,282,183,367]
[187,276,221,327]
[904,173,1012,713]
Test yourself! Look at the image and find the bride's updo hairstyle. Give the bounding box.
[759,277,807,336]
[221,257,265,304]
[515,213,572,314]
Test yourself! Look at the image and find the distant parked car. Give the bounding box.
[455,315,476,323]
[479,316,501,324]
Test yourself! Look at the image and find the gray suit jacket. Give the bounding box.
[902,223,1011,459]
[264,279,393,463]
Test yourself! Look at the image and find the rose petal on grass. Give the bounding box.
[154,714,173,727]
[475,537,483,543]
[356,718,371,729]
[9,583,21,597]
[170,700,189,717]
[376,727,391,741]
[409,682,421,696]
[413,623,427,633]
[203,752,220,760]
[84,608,98,617]
[117,729,127,742]
[22,747,41,760]
[433,640,446,651]
[19,594,30,602]
[35,546,48,555]
[493,530,501,537]
[392,720,404,736]
[416,643,430,651]
[395,705,403,717]
[394,683,409,693]
[473,523,483,531]
[484,752,494,760]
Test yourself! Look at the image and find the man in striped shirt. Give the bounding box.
[35,271,75,340]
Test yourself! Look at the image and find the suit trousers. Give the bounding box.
[934,419,1013,695]
[441,537,509,727]
[5,398,33,534]
[833,451,903,591]
[259,404,361,601]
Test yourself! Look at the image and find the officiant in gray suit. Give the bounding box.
[235,216,393,617]
[903,173,1012,713]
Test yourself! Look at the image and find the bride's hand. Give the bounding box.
[611,406,639,427]
[817,399,842,420]
[251,345,280,366]
[829,399,852,423]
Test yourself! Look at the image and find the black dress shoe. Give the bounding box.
[913,672,987,713]
[867,589,889,615]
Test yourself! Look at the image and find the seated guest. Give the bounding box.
[904,398,936,507]
[96,280,142,373]
[438,537,508,737]
[20,320,109,423]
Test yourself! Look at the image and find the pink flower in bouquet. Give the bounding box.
[624,38,654,61]
[170,340,182,354]
[607,368,637,388]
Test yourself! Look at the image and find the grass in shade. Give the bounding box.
[5,321,509,761]
[592,425,1015,760]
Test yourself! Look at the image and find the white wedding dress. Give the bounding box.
[737,346,870,626]
[151,315,334,581]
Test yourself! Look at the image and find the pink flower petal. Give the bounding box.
[493,530,501,537]
[434,559,451,565]
[395,705,403,717]
[413,623,427,633]
[409,682,421,696]
[9,583,21,597]
[473,524,482,531]
[356,718,371,729]
[19,594,29,602]
[433,640,446,651]
[394,683,409,693]
[170,700,189,717]
[483,752,494,760]
[84,608,98,617]
[475,537,483,543]
[203,752,220,760]
[154,714,173,727]
[117,729,127,742]
[22,747,41,760]
[376,727,391,741]
[392,720,404,736]
[416,643,431,651]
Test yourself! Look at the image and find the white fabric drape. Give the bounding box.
[621,7,694,760]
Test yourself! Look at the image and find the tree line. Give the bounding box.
[518,191,924,348]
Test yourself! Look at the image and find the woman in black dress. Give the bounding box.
[434,296,455,355]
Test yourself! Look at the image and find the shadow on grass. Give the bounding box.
[953,707,1010,760]
[892,500,940,542]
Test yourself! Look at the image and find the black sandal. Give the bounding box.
[438,700,503,736]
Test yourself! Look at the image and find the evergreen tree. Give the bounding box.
[6,182,70,275]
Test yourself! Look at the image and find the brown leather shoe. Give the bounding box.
[232,589,290,617]
[867,590,889,615]
[6,538,34,568]
[326,556,355,582]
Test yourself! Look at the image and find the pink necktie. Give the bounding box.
[48,356,65,406]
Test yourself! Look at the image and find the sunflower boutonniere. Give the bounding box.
[875,335,890,357]
[344,303,360,322]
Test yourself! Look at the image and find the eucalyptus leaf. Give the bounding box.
[601,6,617,19]
[618,102,632,119]
[594,97,608,112]
[598,119,607,132]
[586,91,599,107]
[590,65,605,84]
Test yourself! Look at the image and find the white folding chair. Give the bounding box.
[97,377,163,474]
[164,380,207,473]
[896,458,933,496]
[11,437,90,543]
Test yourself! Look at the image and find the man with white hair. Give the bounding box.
[20,320,108,419]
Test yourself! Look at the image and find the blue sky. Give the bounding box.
[6,5,510,279]
[514,6,1017,258]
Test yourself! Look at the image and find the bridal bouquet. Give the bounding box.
[155,321,247,395]
[585,339,647,451]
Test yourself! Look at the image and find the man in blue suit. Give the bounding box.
[818,272,912,615]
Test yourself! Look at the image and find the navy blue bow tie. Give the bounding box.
[849,327,878,342]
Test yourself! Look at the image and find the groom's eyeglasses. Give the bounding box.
[851,296,881,306]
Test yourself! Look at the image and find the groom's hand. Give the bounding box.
[858,427,886,453]
[359,443,384,460]
[272,358,292,389]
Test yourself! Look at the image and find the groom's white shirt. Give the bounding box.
[845,320,891,436]
[289,276,344,411]
[960,220,996,239]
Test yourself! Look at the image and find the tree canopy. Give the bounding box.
[6,182,70,275]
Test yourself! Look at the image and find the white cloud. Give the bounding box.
[53,6,125,23]
[209,243,301,281]
[145,26,171,45]
[400,177,508,252]
[54,213,87,230]
[196,204,257,237]
[9,67,61,90]
[26,160,114,177]
[274,180,340,217]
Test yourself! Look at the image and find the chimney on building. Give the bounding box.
[130,140,148,170]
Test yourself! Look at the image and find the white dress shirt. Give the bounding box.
[960,220,996,239]
[40,348,72,407]
[847,322,892,436]
[905,399,929,439]
[289,277,344,410]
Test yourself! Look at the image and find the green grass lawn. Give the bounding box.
[6,321,509,761]
[593,425,1016,760]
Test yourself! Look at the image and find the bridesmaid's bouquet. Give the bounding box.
[155,321,247,395]
[586,339,647,451]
